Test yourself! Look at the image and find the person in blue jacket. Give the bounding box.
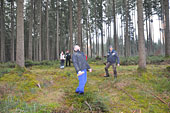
[104,45,120,78]
[72,45,92,95]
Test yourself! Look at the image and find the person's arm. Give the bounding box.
[86,61,90,70]
[69,54,71,59]
[72,54,80,73]
[116,52,120,66]
[85,61,92,72]
[81,52,91,70]
[63,55,65,60]
[107,52,110,58]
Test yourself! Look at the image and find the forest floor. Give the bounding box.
[0,62,170,113]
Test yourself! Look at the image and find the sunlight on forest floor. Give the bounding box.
[0,63,170,112]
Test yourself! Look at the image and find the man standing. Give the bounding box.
[72,45,92,94]
[104,45,120,78]
[65,50,71,67]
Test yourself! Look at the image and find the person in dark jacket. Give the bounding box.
[104,45,120,78]
[65,50,71,67]
[72,45,92,94]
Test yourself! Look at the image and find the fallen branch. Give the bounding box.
[116,87,137,102]
[137,85,170,110]
[151,95,170,110]
[150,92,168,105]
[85,101,93,113]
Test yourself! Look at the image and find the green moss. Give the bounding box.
[0,73,21,82]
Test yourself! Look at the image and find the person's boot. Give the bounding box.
[79,92,84,95]
[114,71,117,79]
[104,74,109,77]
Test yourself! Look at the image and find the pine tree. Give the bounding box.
[16,0,25,67]
[137,0,146,69]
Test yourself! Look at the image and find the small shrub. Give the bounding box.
[66,92,109,112]
[40,60,53,65]
[95,56,102,60]
[166,66,170,72]
[25,60,41,67]
[0,68,11,78]
[147,56,164,64]
[120,56,139,65]
[0,62,15,68]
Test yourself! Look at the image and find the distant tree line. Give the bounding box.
[0,0,170,69]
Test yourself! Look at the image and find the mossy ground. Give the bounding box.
[0,63,170,113]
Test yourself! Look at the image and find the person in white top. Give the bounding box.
[60,51,65,69]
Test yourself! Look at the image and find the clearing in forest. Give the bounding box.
[0,63,170,112]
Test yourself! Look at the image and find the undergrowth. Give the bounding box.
[0,62,170,112]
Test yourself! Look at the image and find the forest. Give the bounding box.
[0,0,170,112]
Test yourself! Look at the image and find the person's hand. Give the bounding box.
[117,64,120,66]
[89,69,92,72]
[78,71,82,74]
[77,71,84,76]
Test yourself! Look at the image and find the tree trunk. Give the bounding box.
[38,0,42,61]
[113,0,118,51]
[108,24,110,47]
[35,39,38,61]
[46,0,49,60]
[56,0,59,60]
[164,0,170,56]
[0,0,5,62]
[77,0,82,49]
[10,0,15,62]
[86,22,89,57]
[159,18,163,55]
[16,0,25,67]
[33,0,36,61]
[125,0,130,57]
[95,0,98,56]
[89,24,92,58]
[93,33,95,57]
[148,16,153,55]
[100,0,104,57]
[69,0,73,55]
[145,17,149,55]
[137,0,146,69]
[121,18,124,56]
[28,0,33,60]
[133,5,138,56]
[86,0,89,57]
[161,0,165,55]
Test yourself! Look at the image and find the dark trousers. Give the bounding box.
[60,60,65,66]
[66,59,71,66]
[105,62,117,77]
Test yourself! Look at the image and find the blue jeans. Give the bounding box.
[76,69,87,93]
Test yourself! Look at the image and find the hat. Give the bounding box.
[109,45,113,48]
